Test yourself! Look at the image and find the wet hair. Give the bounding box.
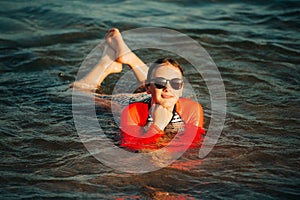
[146,58,184,85]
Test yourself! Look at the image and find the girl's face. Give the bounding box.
[147,63,183,111]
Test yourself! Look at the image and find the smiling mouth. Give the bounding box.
[161,94,174,99]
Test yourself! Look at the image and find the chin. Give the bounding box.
[160,100,177,108]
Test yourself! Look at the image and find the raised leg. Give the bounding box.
[72,44,122,91]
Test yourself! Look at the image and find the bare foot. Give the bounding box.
[106,28,134,65]
[106,28,148,83]
[101,44,123,75]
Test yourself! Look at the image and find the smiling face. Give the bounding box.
[147,63,183,110]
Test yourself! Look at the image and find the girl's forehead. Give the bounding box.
[151,63,182,78]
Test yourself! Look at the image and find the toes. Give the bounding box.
[108,28,120,37]
[110,28,119,33]
[111,28,120,34]
[106,30,113,39]
[106,28,115,38]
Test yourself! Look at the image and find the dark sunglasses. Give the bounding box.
[150,77,183,90]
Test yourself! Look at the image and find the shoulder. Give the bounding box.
[126,102,148,110]
[121,102,149,116]
[176,97,204,126]
[176,97,203,115]
[121,102,149,125]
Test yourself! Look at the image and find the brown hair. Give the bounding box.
[146,58,184,84]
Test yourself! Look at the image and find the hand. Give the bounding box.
[150,104,173,130]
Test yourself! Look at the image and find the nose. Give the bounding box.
[162,81,172,91]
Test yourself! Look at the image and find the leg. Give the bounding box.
[72,44,122,91]
[106,28,149,83]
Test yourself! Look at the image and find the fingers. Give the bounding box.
[151,104,173,115]
[151,104,173,130]
[151,103,173,120]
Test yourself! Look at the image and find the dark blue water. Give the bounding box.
[1,0,299,199]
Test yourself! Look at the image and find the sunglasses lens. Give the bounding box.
[170,78,183,90]
[154,78,167,89]
[151,78,183,90]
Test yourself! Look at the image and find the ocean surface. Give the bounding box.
[1,0,299,199]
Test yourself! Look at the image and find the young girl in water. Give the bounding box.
[73,28,205,151]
